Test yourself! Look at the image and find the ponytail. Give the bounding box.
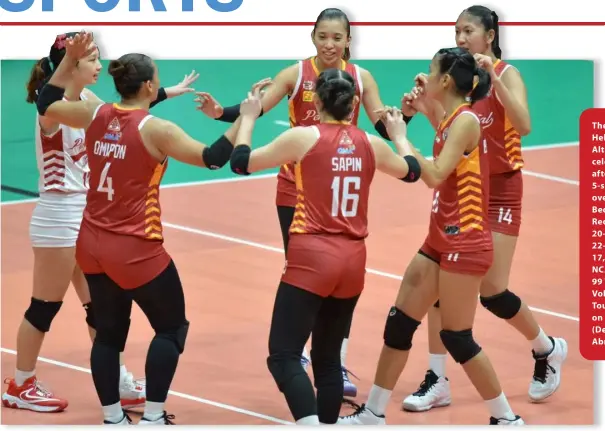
[26,57,53,104]
[490,11,502,59]
[469,68,491,104]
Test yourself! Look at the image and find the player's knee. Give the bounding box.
[95,318,131,352]
[83,302,96,329]
[439,329,482,364]
[480,289,521,320]
[266,352,306,392]
[383,306,421,351]
[24,297,63,333]
[155,320,190,354]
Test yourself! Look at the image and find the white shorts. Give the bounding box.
[29,192,86,248]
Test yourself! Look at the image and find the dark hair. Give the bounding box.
[107,54,155,99]
[26,32,80,103]
[313,8,351,61]
[315,68,356,120]
[462,5,502,59]
[434,47,491,104]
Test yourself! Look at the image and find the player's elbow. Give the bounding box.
[202,135,234,170]
[399,155,421,184]
[518,120,531,137]
[229,145,252,176]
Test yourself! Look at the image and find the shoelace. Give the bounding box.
[341,402,366,418]
[341,367,359,383]
[532,357,555,384]
[163,413,176,425]
[412,371,438,396]
[31,379,53,398]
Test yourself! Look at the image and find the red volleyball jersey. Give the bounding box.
[276,57,363,204]
[289,122,375,239]
[473,59,525,175]
[83,103,167,241]
[427,104,492,252]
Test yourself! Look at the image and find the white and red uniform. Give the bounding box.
[29,93,90,248]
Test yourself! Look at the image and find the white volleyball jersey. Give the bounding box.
[34,92,90,194]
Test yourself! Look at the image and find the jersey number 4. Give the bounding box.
[331,176,360,217]
[97,162,115,201]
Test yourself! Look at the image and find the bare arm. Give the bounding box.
[82,88,104,104]
[492,66,531,136]
[411,114,480,189]
[144,117,241,168]
[360,68,385,125]
[369,134,411,179]
[258,64,298,113]
[246,127,311,173]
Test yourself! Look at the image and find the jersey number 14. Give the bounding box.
[97,162,115,201]
[331,176,360,217]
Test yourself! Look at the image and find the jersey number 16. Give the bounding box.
[331,176,360,217]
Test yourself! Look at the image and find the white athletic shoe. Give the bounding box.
[104,412,132,425]
[337,404,385,425]
[138,412,175,425]
[401,369,451,412]
[119,372,146,410]
[528,336,567,402]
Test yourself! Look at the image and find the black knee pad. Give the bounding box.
[480,289,521,320]
[266,352,307,392]
[96,318,131,352]
[83,302,96,329]
[383,306,420,351]
[433,300,440,308]
[174,320,189,353]
[439,329,482,364]
[24,298,63,333]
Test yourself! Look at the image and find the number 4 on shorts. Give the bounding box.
[498,207,512,224]
[97,162,115,201]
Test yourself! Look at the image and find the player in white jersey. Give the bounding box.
[2,32,199,414]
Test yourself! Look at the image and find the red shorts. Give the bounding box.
[281,234,367,299]
[419,240,493,276]
[488,170,523,237]
[76,219,172,289]
[275,167,297,208]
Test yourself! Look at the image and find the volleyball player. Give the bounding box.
[338,47,525,426]
[229,68,421,425]
[196,7,410,397]
[400,6,567,412]
[34,32,253,424]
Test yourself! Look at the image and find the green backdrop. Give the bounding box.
[1,59,592,202]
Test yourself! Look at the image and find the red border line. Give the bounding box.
[1,21,604,26]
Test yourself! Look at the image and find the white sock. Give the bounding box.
[366,384,391,416]
[485,392,516,420]
[143,401,165,421]
[15,369,36,386]
[340,338,349,366]
[119,365,128,381]
[429,354,447,377]
[296,415,319,425]
[531,329,553,355]
[102,401,124,423]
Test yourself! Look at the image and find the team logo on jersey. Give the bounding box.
[302,80,314,90]
[105,117,122,141]
[477,111,494,129]
[444,225,460,235]
[302,90,314,102]
[337,131,356,155]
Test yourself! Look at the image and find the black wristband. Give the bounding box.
[401,155,421,183]
[36,83,65,116]
[403,114,414,124]
[230,145,252,175]
[216,104,264,123]
[149,87,167,109]
[374,119,391,141]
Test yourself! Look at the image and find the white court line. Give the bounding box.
[161,222,579,323]
[0,347,292,425]
[0,140,579,207]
